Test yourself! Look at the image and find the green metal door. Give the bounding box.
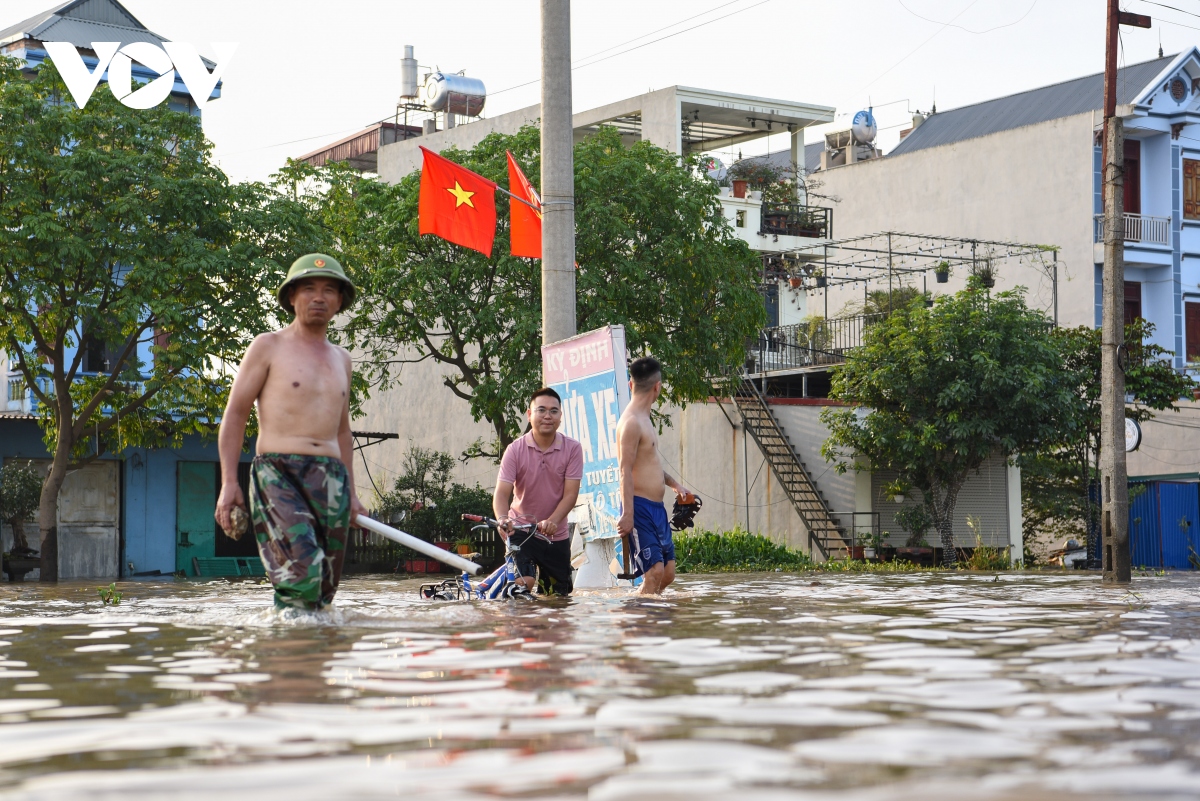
[176,462,217,575]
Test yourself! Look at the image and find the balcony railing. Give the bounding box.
[746,312,886,373]
[760,203,832,239]
[1093,213,1170,245]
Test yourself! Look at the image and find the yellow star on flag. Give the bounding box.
[446,181,475,209]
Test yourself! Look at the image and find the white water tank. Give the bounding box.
[424,71,486,117]
[851,108,877,144]
[400,45,419,100]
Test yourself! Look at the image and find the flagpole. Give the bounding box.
[495,184,540,212]
[540,0,576,345]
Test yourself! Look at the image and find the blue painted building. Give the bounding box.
[0,0,244,579]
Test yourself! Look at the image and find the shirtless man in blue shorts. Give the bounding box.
[616,356,692,596]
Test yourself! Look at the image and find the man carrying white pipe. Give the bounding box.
[213,254,368,610]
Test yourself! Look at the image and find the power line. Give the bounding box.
[220,1,772,162]
[897,0,1040,34]
[573,0,745,62]
[858,0,982,95]
[1133,0,1200,22]
[490,0,772,96]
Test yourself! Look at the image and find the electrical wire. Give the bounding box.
[1133,0,1200,22]
[857,0,982,94]
[572,0,745,63]
[490,0,772,96]
[220,1,771,161]
[897,0,1040,34]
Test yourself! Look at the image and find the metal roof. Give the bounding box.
[0,0,214,68]
[732,142,825,175]
[890,55,1175,157]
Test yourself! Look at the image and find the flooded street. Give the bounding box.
[1,572,1199,800]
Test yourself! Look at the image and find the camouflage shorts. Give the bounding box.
[249,453,350,611]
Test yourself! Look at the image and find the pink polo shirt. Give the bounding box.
[497,431,584,541]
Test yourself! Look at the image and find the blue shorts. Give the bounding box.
[630,496,674,577]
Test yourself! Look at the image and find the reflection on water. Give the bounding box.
[1,573,1199,799]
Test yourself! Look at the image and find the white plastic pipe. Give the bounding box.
[355,515,481,575]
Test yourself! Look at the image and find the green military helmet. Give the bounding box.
[277,253,357,314]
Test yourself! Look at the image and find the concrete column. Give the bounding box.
[540,0,576,346]
[1100,117,1130,584]
[790,127,806,205]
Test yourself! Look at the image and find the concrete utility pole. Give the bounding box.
[540,0,576,346]
[1099,0,1149,584]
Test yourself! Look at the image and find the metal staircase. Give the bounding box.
[733,377,848,559]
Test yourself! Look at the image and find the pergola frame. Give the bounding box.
[775,231,1061,324]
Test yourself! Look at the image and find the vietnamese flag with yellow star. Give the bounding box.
[506,151,542,258]
[418,146,497,257]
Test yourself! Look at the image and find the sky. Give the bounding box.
[2,0,1198,182]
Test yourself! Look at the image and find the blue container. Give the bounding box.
[1128,481,1200,569]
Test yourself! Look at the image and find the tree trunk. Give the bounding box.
[38,429,73,582]
[10,519,29,553]
[927,481,962,568]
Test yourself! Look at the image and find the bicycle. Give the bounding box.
[418,514,537,600]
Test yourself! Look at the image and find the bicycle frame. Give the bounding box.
[418,515,537,600]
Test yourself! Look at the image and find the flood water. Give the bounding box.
[1,572,1199,800]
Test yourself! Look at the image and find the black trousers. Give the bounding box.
[513,534,574,596]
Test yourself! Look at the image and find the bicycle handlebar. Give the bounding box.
[461,513,537,534]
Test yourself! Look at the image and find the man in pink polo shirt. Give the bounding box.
[493,387,584,595]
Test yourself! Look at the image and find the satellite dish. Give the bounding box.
[851,108,877,144]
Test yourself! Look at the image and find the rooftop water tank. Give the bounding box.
[851,108,877,144]
[424,71,486,117]
[400,45,419,100]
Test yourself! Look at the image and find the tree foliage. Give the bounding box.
[373,445,491,542]
[1020,319,1194,560]
[821,281,1077,567]
[306,124,765,458]
[0,461,42,554]
[0,56,327,579]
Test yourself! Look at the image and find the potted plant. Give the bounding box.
[864,529,888,560]
[454,535,474,556]
[935,260,951,284]
[788,276,803,289]
[975,257,996,288]
[894,503,935,566]
[813,269,827,288]
[732,179,749,198]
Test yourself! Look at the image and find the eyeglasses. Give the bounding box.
[533,407,562,417]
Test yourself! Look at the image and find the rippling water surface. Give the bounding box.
[1,572,1199,800]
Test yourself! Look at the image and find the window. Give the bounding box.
[1124,140,1141,215]
[1187,302,1200,363]
[1124,281,1142,330]
[735,209,746,228]
[1185,159,1200,220]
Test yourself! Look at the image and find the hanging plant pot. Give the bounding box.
[924,297,934,308]
[980,275,995,288]
[815,275,827,288]
[935,270,949,284]
[788,277,803,289]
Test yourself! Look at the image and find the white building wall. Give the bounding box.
[813,113,1095,328]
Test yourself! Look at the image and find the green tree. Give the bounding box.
[1020,319,1194,559]
[0,57,326,580]
[373,445,491,542]
[0,461,42,555]
[821,281,1077,567]
[310,124,765,458]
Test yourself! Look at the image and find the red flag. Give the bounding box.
[506,151,542,259]
[418,146,497,257]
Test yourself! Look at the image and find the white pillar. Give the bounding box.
[790,128,806,205]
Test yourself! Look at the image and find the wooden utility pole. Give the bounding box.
[1099,1,1149,584]
[540,0,576,346]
